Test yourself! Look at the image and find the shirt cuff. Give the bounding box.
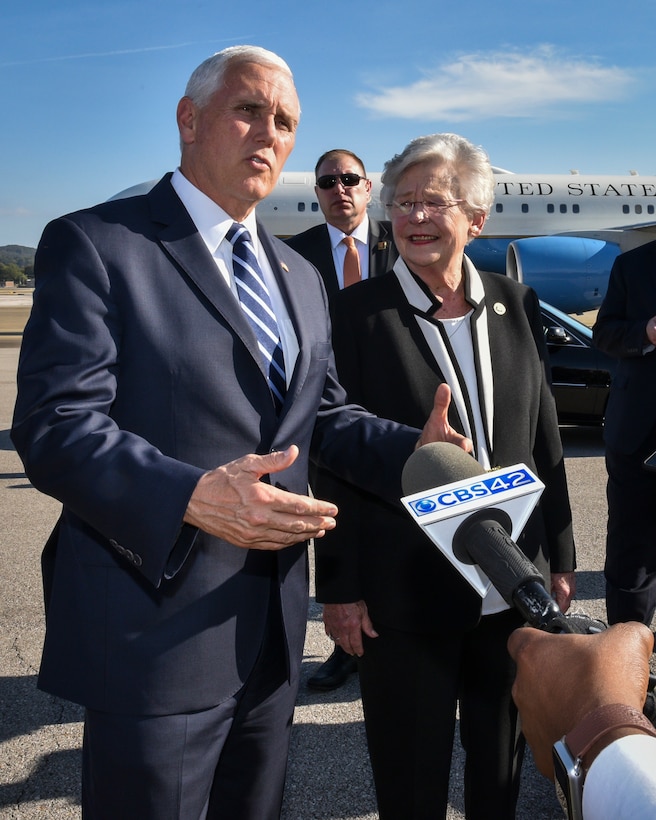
[583,734,656,819]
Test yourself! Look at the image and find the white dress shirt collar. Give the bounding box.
[170,169,299,379]
[170,168,259,257]
[326,214,370,251]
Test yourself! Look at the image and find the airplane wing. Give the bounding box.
[555,225,656,253]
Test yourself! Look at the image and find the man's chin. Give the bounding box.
[241,178,277,206]
[330,205,353,216]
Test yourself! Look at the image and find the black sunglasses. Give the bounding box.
[316,173,366,189]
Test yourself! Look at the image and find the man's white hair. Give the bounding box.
[184,46,294,109]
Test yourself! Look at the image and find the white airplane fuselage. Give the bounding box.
[258,170,656,243]
[111,168,656,313]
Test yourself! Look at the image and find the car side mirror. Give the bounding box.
[545,325,573,344]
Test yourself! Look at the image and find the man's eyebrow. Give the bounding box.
[230,96,299,128]
[233,96,266,109]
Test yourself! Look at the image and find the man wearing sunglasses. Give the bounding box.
[287,150,398,692]
[286,149,397,303]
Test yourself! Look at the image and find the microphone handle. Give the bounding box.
[455,513,594,632]
[511,580,565,631]
[453,508,570,632]
[453,511,548,607]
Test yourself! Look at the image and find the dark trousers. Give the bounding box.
[81,589,297,820]
[605,437,656,625]
[357,609,525,820]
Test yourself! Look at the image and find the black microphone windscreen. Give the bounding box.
[402,442,485,496]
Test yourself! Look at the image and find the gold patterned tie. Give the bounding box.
[341,236,361,287]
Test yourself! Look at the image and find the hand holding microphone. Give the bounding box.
[507,623,655,780]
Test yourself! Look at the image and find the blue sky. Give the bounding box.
[2,0,655,248]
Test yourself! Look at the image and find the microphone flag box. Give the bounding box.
[401,464,545,597]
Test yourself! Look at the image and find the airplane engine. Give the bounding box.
[505,236,620,314]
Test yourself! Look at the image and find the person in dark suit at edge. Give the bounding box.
[593,240,656,627]
[11,46,468,820]
[287,149,398,690]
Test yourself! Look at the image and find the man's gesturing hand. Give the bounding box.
[184,445,337,549]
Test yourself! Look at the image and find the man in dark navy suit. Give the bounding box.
[287,149,398,690]
[12,46,462,820]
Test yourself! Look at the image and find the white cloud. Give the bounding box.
[0,207,32,217]
[355,47,634,121]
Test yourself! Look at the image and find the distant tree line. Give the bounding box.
[0,245,36,285]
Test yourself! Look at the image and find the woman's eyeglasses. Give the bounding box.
[386,199,463,217]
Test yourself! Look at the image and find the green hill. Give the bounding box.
[0,245,36,268]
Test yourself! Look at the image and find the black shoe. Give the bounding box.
[307,646,358,691]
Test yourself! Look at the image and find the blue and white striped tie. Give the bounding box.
[227,223,286,412]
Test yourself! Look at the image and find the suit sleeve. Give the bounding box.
[11,217,204,588]
[313,290,378,604]
[593,254,653,358]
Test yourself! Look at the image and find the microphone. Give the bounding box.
[401,442,601,634]
[402,443,656,723]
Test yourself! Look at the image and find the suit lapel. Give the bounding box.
[367,219,380,276]
[258,225,313,412]
[391,258,496,458]
[368,219,396,278]
[147,177,272,383]
[462,259,495,457]
[146,177,327,424]
[315,226,340,301]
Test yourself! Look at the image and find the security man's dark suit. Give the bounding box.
[285,218,398,298]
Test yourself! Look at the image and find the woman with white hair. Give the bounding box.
[314,133,576,819]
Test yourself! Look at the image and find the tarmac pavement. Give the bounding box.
[0,292,644,819]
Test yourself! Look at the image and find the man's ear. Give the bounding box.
[177,96,197,145]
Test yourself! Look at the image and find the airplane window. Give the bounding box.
[559,204,567,213]
[312,203,319,212]
[297,202,306,212]
[495,203,503,213]
[649,205,655,214]
[547,204,555,213]
[573,204,580,213]
[521,204,529,213]
[623,204,630,214]
[635,205,643,214]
